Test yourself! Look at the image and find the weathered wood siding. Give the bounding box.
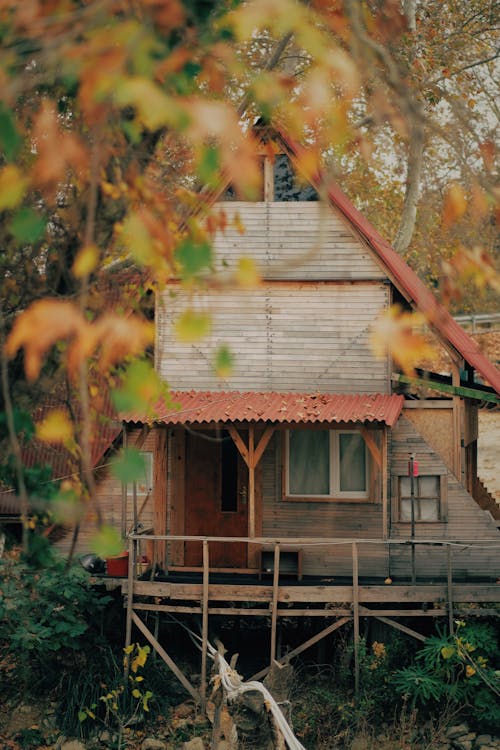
[404,401,456,475]
[54,429,155,558]
[212,202,386,280]
[389,414,500,579]
[261,433,389,578]
[157,283,390,393]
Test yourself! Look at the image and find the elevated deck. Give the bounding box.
[116,534,500,705]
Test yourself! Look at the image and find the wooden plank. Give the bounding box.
[393,374,500,405]
[132,602,450,617]
[201,540,209,708]
[153,427,168,566]
[169,429,185,566]
[360,428,382,468]
[270,544,280,664]
[371,615,427,642]
[131,611,200,702]
[352,542,360,696]
[447,546,454,635]
[382,428,388,541]
[251,616,352,682]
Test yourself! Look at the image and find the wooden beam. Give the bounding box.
[153,427,168,567]
[251,616,352,682]
[201,540,209,709]
[270,544,280,664]
[254,425,275,466]
[392,373,500,405]
[131,611,200,702]
[248,425,255,538]
[124,536,134,680]
[447,546,454,635]
[370,614,427,642]
[227,425,249,466]
[382,428,388,541]
[121,425,128,538]
[352,542,360,696]
[359,428,382,468]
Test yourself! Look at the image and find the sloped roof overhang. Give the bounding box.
[123,391,405,428]
[277,134,500,396]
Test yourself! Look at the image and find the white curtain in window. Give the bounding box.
[289,430,329,495]
[339,433,366,492]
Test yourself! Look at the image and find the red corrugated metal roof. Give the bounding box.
[123,391,405,427]
[279,134,500,395]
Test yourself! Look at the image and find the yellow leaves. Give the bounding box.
[442,246,500,298]
[175,309,211,342]
[442,183,467,229]
[5,298,154,381]
[114,77,187,131]
[441,645,455,660]
[72,244,100,279]
[36,409,74,445]
[0,165,28,210]
[370,305,435,375]
[465,665,476,678]
[236,257,260,288]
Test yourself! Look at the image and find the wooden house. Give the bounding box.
[8,128,500,702]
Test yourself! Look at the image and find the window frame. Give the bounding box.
[394,474,447,524]
[282,428,370,502]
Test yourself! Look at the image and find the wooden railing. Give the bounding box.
[123,533,500,705]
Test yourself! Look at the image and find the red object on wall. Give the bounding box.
[408,459,419,477]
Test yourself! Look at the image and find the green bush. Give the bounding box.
[392,620,500,731]
[0,549,111,692]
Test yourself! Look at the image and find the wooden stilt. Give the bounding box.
[270,543,280,665]
[352,541,360,698]
[252,616,352,681]
[131,611,200,702]
[447,545,454,635]
[124,536,134,680]
[201,540,209,709]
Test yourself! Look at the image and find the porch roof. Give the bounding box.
[123,391,405,427]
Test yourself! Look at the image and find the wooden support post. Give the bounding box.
[382,428,388,541]
[201,539,209,709]
[248,426,255,539]
[352,541,360,698]
[447,545,454,635]
[153,427,168,567]
[131,611,200,702]
[121,425,128,538]
[251,617,352,682]
[270,543,280,665]
[124,535,134,680]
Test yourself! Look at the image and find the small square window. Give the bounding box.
[398,475,444,522]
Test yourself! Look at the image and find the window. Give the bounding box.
[131,451,153,496]
[398,475,445,522]
[285,429,368,500]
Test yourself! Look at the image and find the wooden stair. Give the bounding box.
[473,477,500,521]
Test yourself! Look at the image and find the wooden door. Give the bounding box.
[184,431,248,567]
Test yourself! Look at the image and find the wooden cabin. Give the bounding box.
[14,128,499,702]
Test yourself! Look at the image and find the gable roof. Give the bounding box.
[273,133,500,396]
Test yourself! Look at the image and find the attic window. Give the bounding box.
[397,475,446,523]
[220,153,318,202]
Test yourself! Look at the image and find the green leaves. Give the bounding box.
[175,237,213,278]
[89,525,124,557]
[0,102,22,161]
[8,208,47,243]
[111,359,171,416]
[111,447,146,485]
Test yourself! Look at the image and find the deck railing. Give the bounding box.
[124,533,500,704]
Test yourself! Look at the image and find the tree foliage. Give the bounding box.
[0,0,498,557]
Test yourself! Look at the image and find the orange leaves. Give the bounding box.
[5,300,85,381]
[370,306,435,375]
[5,299,153,382]
[31,101,87,195]
[442,183,467,229]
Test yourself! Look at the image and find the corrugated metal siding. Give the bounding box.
[389,416,500,578]
[212,202,386,281]
[158,283,390,393]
